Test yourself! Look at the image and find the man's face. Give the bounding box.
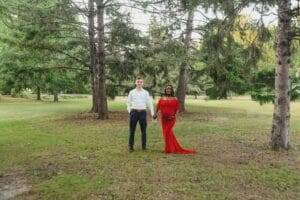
[135,79,144,88]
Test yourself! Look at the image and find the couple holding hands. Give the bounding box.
[127,77,196,154]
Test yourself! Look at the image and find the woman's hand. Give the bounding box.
[167,115,175,120]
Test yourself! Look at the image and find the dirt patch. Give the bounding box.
[61,111,130,125]
[60,111,222,126]
[177,111,231,123]
[0,171,31,200]
[197,135,300,169]
[31,161,63,180]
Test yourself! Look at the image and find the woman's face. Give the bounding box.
[165,86,173,95]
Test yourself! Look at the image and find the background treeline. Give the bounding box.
[0,0,299,103]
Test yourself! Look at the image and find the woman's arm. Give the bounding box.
[174,110,179,119]
[174,98,180,118]
[153,99,160,119]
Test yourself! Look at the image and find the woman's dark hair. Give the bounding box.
[164,85,175,97]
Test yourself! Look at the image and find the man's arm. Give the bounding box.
[153,99,160,119]
[127,91,132,113]
[146,92,154,116]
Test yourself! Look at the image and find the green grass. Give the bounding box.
[0,96,299,200]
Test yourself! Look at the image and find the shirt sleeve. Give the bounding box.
[146,92,154,116]
[127,91,132,113]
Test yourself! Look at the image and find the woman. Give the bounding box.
[153,85,196,154]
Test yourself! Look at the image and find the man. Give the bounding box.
[127,77,154,152]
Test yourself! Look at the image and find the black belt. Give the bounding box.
[131,109,146,112]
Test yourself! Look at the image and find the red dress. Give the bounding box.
[157,98,196,154]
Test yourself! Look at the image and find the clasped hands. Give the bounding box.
[152,114,158,120]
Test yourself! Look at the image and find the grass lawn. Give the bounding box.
[0,96,299,200]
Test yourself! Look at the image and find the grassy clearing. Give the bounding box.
[0,96,299,200]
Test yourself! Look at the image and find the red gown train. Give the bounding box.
[157,98,196,154]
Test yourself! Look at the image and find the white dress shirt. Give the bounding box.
[127,88,154,116]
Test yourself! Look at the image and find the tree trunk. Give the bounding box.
[37,86,41,100]
[91,70,97,112]
[88,0,97,113]
[176,9,194,112]
[54,93,59,102]
[271,0,292,150]
[95,0,108,119]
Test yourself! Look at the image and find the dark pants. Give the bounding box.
[129,110,147,149]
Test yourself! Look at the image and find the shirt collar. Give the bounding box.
[135,88,144,92]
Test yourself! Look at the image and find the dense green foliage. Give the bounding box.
[0,0,89,100]
[0,0,300,102]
